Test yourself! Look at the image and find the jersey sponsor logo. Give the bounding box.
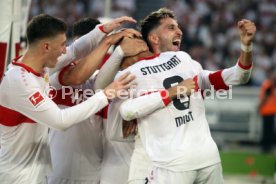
[175,111,194,127]
[29,91,45,107]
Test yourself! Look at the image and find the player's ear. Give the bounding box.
[148,32,159,45]
[42,42,50,53]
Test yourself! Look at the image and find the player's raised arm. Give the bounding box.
[52,16,139,74]
[238,19,256,67]
[94,37,148,90]
[61,29,142,86]
[101,16,136,33]
[194,19,256,91]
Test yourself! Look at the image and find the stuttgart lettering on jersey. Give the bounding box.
[140,55,181,75]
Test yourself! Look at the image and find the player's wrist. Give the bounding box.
[103,88,114,100]
[160,90,171,106]
[241,42,253,53]
[99,25,108,33]
[167,87,177,100]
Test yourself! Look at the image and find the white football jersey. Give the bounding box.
[0,58,108,184]
[101,105,134,184]
[118,51,252,171]
[47,66,103,183]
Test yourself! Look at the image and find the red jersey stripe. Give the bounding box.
[0,105,35,126]
[208,70,229,90]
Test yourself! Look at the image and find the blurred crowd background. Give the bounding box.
[29,0,276,86]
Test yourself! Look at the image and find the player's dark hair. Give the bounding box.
[73,18,100,38]
[27,14,67,45]
[139,8,176,51]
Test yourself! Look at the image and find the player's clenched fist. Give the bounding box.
[237,19,256,46]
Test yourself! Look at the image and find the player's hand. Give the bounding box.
[121,28,142,38]
[104,29,142,45]
[178,78,196,96]
[104,72,136,100]
[120,37,149,57]
[121,51,154,70]
[237,19,256,46]
[167,78,195,99]
[123,120,137,138]
[102,16,136,33]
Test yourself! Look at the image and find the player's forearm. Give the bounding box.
[94,46,124,90]
[50,25,106,75]
[120,90,170,121]
[237,19,255,69]
[36,91,108,131]
[221,60,252,86]
[239,47,253,68]
[65,24,106,61]
[196,59,252,91]
[63,39,112,85]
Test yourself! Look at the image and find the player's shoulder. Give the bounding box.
[160,51,190,57]
[6,64,43,90]
[160,51,191,59]
[5,64,26,81]
[161,51,202,69]
[115,61,142,78]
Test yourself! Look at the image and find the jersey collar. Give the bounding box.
[12,56,43,77]
[137,53,160,62]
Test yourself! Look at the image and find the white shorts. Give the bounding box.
[100,161,129,184]
[128,179,149,184]
[128,136,152,183]
[47,177,99,184]
[148,163,224,184]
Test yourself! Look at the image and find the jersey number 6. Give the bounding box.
[163,75,190,111]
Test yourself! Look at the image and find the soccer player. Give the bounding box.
[50,15,138,75]
[100,105,136,184]
[48,17,147,184]
[97,37,194,184]
[47,17,102,184]
[95,7,256,183]
[116,8,256,184]
[258,66,276,153]
[0,14,136,184]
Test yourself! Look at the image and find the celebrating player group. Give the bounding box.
[0,6,256,184]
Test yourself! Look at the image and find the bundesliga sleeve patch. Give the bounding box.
[29,91,45,107]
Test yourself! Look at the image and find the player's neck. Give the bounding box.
[120,51,155,70]
[21,49,45,74]
[152,46,160,55]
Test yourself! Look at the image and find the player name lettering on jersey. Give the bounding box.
[175,111,194,127]
[140,55,181,75]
